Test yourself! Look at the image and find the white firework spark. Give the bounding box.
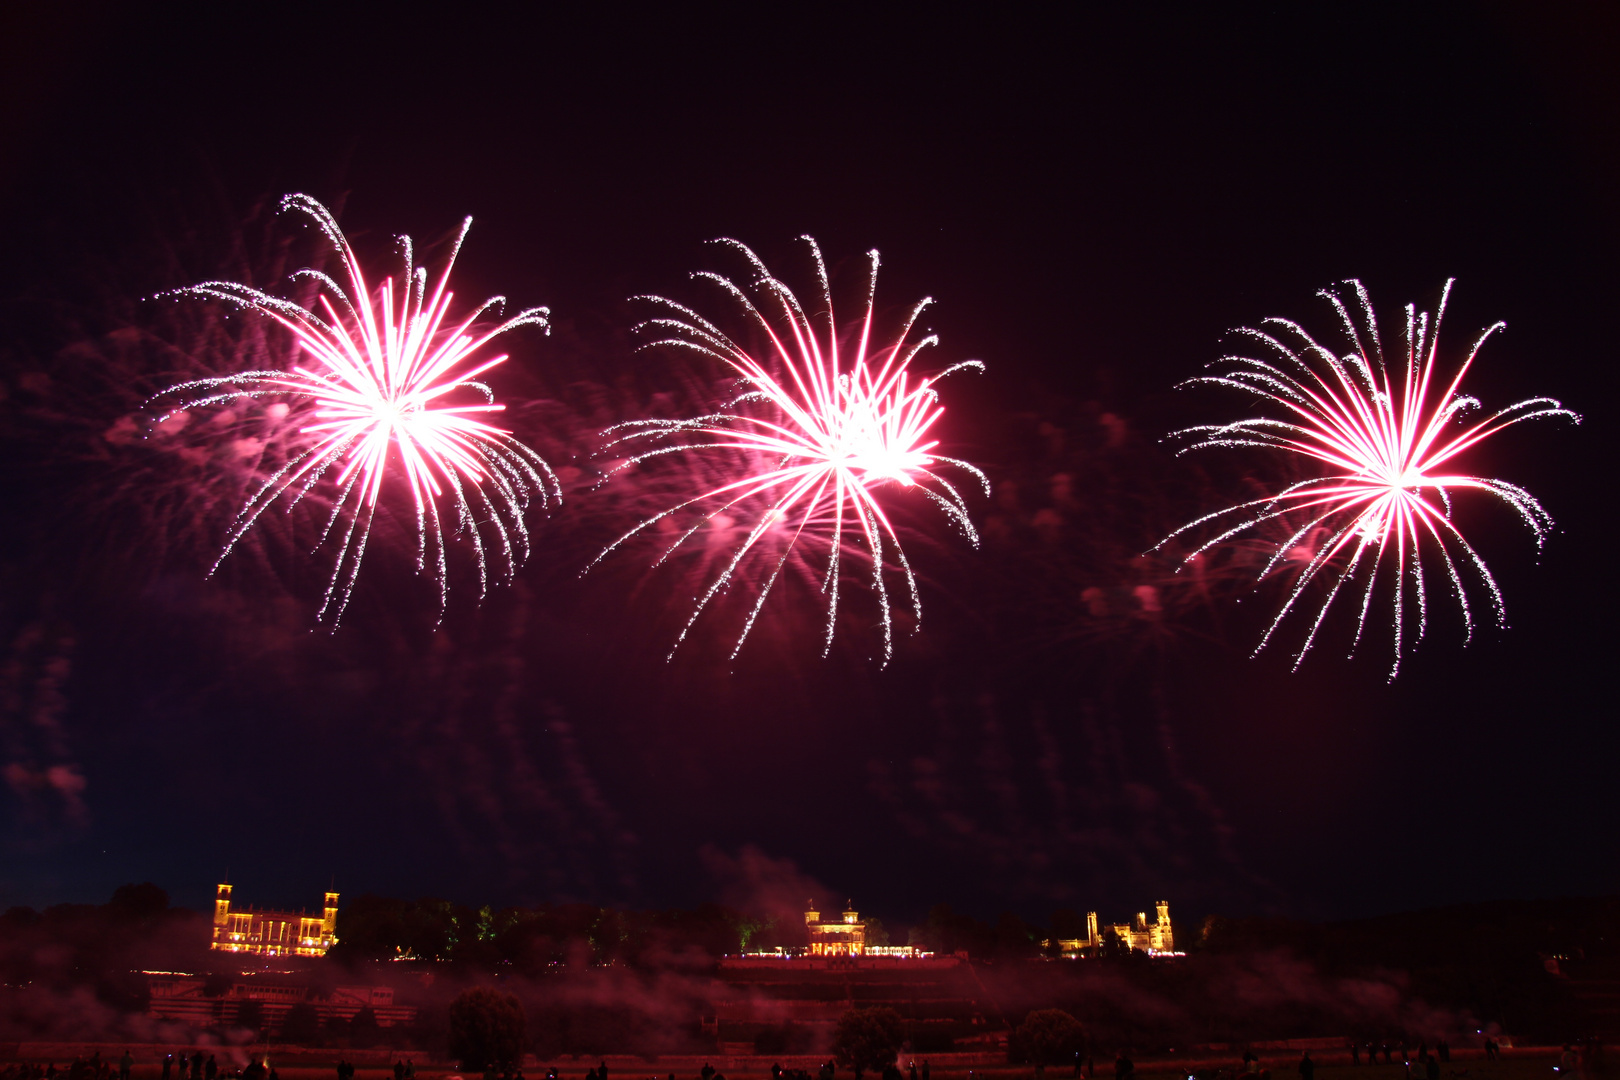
[591,237,987,663]
[1158,279,1578,679]
[152,194,559,623]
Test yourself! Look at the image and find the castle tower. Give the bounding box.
[1154,901,1173,951]
[323,891,340,940]
[1085,911,1099,949]
[805,900,820,925]
[214,884,232,928]
[843,901,859,925]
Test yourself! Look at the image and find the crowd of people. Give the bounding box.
[0,1051,140,1080]
[0,1051,275,1080]
[0,1035,1609,1080]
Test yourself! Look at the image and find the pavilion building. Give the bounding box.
[804,900,866,956]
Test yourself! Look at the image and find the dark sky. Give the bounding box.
[0,4,1614,933]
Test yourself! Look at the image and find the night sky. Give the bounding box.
[1,4,1614,933]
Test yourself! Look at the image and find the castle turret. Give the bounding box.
[805,900,820,925]
[214,883,232,928]
[1153,901,1173,952]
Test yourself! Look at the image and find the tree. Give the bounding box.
[447,986,526,1070]
[109,883,170,921]
[1015,1009,1085,1065]
[994,912,1043,959]
[1099,926,1133,960]
[1049,910,1087,941]
[832,1007,905,1078]
[236,999,264,1036]
[915,904,997,958]
[281,1003,321,1045]
[350,1006,382,1047]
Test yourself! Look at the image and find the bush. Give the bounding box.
[1013,1009,1085,1065]
[833,1007,905,1078]
[281,1003,321,1045]
[236,999,264,1035]
[447,986,526,1070]
[351,1006,382,1047]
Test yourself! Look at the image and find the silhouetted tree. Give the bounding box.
[350,1006,381,1047]
[236,999,264,1035]
[1099,926,1133,961]
[447,986,525,1069]
[281,1003,320,1044]
[915,904,997,958]
[1050,910,1087,939]
[109,883,169,921]
[833,1007,905,1078]
[995,912,1044,959]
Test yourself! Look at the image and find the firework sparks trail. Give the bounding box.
[1156,279,1579,679]
[151,194,560,623]
[589,237,988,663]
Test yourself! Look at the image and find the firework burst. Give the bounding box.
[152,194,560,623]
[591,237,987,663]
[1158,279,1578,679]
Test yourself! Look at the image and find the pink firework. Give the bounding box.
[153,194,559,622]
[1159,279,1578,678]
[591,237,987,662]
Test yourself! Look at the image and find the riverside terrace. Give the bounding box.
[0,1041,1574,1080]
[708,954,985,1049]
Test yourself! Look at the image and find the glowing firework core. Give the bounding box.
[154,194,559,621]
[593,237,987,662]
[1160,279,1578,678]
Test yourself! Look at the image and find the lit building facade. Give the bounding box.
[804,900,866,956]
[1056,901,1175,956]
[210,883,339,957]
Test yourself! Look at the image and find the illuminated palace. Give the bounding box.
[1054,901,1175,956]
[211,883,339,957]
[802,900,923,958]
[804,900,865,956]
